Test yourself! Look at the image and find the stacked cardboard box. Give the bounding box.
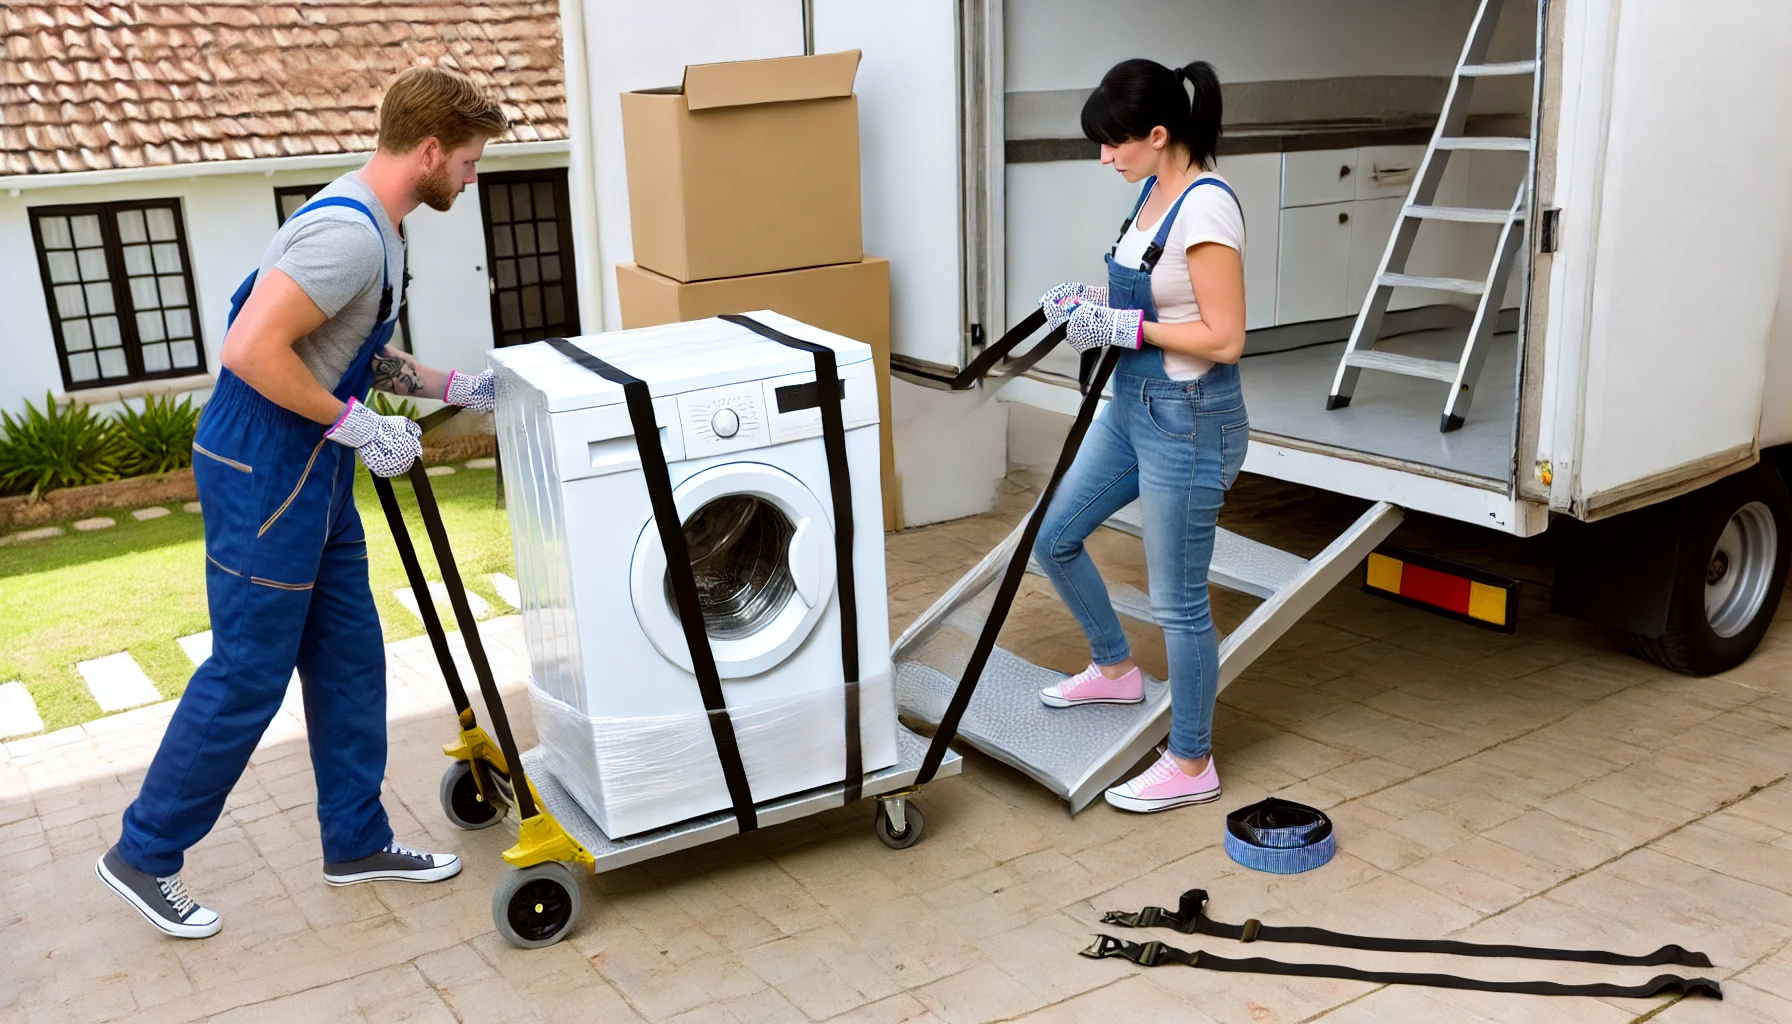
[618,50,899,529]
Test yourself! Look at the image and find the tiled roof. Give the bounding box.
[0,2,567,176]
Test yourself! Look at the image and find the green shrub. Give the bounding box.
[370,391,423,421]
[0,392,121,497]
[112,394,202,477]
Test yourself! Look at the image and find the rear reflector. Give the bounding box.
[1364,547,1521,633]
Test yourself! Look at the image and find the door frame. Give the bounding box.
[476,168,582,346]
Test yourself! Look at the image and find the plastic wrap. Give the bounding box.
[529,669,899,839]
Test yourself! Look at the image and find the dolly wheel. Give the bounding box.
[874,800,925,850]
[493,862,582,949]
[439,760,506,830]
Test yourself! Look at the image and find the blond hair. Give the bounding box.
[377,66,509,154]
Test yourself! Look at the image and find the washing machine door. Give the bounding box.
[630,462,837,679]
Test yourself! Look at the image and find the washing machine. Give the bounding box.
[488,312,897,839]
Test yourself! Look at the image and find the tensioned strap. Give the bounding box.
[545,337,758,833]
[1080,935,1723,1001]
[717,314,862,804]
[1100,888,1714,968]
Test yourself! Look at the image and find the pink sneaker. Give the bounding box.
[1039,663,1145,708]
[1104,751,1221,812]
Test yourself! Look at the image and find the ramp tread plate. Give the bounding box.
[895,647,1167,799]
[1212,528,1309,599]
[523,725,959,873]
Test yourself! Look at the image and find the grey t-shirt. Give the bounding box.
[258,171,406,392]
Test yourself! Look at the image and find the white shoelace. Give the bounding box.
[385,841,426,861]
[1129,753,1183,791]
[157,875,198,918]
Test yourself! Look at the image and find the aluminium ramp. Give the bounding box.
[893,501,1402,811]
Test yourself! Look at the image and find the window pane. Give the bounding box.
[502,333,523,347]
[495,259,516,289]
[541,254,561,282]
[62,318,93,352]
[518,256,539,286]
[78,247,110,280]
[54,283,86,317]
[39,216,71,249]
[499,290,521,331]
[114,210,145,244]
[533,182,555,219]
[492,225,513,257]
[488,184,510,222]
[538,224,559,254]
[47,250,79,283]
[152,243,183,273]
[68,351,98,382]
[137,310,166,342]
[131,276,160,309]
[122,244,153,276]
[522,285,542,328]
[515,222,536,256]
[142,342,171,373]
[92,316,121,349]
[510,183,533,220]
[170,339,198,368]
[73,214,104,247]
[164,307,192,339]
[545,285,564,325]
[85,282,114,314]
[159,275,185,306]
[98,347,129,378]
[279,194,307,223]
[145,206,177,241]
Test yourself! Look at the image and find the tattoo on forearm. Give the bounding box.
[372,352,425,395]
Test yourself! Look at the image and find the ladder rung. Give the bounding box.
[1436,136,1532,152]
[1404,204,1520,224]
[1459,60,1538,77]
[1380,273,1486,295]
[1344,351,1460,383]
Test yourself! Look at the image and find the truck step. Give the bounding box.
[1343,350,1461,383]
[1435,136,1532,152]
[1379,272,1486,295]
[1403,204,1518,224]
[1459,60,1537,76]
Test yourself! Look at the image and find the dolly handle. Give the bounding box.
[371,473,475,721]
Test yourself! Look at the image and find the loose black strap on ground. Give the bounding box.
[1100,888,1714,968]
[1079,935,1723,1000]
[717,314,863,804]
[546,336,759,833]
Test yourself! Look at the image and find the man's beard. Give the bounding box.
[415,163,460,212]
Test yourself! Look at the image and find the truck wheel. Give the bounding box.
[1628,463,1791,675]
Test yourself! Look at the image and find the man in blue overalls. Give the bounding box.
[98,67,509,939]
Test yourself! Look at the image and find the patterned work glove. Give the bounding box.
[444,369,496,413]
[325,397,422,478]
[1039,282,1110,327]
[1064,302,1144,354]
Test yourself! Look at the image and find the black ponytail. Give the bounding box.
[1081,58,1223,170]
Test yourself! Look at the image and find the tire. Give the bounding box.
[1628,463,1791,675]
[873,801,925,850]
[439,760,506,830]
[492,862,582,949]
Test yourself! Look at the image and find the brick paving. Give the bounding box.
[5,473,1792,1023]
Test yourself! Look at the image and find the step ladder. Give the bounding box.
[1326,0,1538,432]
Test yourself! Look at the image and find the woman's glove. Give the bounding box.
[1064,302,1144,353]
[325,398,422,478]
[444,369,496,413]
[1039,282,1110,327]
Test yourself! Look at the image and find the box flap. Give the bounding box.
[681,50,860,111]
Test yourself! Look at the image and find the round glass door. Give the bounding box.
[667,495,797,640]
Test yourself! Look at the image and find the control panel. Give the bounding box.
[677,382,770,459]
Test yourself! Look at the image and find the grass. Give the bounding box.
[0,463,513,734]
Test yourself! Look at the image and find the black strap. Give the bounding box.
[546,337,758,833]
[1101,888,1713,969]
[1080,935,1723,1001]
[942,308,1064,390]
[717,314,862,804]
[916,344,1125,784]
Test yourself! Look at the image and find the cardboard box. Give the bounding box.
[621,51,864,283]
[616,257,901,530]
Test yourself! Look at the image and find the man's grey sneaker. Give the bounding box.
[96,845,222,939]
[323,841,461,886]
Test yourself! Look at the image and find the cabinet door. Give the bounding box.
[1355,145,1425,200]
[1276,201,1353,324]
[1346,196,1399,316]
[1216,151,1281,331]
[1281,149,1357,208]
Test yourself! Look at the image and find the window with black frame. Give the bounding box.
[478,169,580,347]
[274,183,413,353]
[29,200,206,390]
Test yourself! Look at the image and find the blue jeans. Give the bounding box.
[1033,369,1249,760]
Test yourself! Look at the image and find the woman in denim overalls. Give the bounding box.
[1033,59,1250,813]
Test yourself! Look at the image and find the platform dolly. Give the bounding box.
[372,464,961,948]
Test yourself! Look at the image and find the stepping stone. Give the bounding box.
[132,506,171,521]
[465,458,497,470]
[73,517,116,532]
[183,501,203,514]
[490,572,521,610]
[425,465,456,477]
[177,630,301,688]
[0,682,45,740]
[76,652,162,712]
[1,526,63,546]
[395,582,490,625]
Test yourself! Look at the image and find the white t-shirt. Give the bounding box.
[1110,173,1245,380]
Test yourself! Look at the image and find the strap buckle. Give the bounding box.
[1079,936,1182,967]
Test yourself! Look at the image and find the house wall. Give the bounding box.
[0,148,570,419]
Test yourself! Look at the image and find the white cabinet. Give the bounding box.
[1354,145,1424,200]
[1217,151,1282,331]
[1277,202,1354,324]
[1346,196,1400,316]
[1282,149,1358,207]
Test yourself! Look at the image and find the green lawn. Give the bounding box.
[0,463,514,734]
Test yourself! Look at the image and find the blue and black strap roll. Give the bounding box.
[1223,797,1335,874]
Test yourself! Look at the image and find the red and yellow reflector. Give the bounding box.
[1364,548,1521,633]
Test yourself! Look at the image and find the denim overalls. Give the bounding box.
[1033,175,1250,761]
[119,197,400,875]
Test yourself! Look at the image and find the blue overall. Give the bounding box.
[1034,176,1250,760]
[119,198,398,875]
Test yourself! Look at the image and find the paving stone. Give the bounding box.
[490,572,521,610]
[184,500,204,513]
[0,682,45,740]
[396,581,491,623]
[465,457,497,470]
[75,651,162,712]
[131,506,172,521]
[425,465,456,476]
[72,516,117,531]
[1,526,63,545]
